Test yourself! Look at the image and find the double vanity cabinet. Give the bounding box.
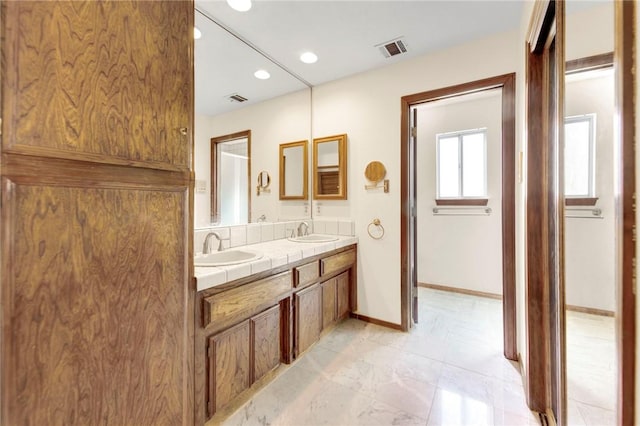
[194,244,357,424]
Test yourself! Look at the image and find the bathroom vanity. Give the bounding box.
[193,237,357,424]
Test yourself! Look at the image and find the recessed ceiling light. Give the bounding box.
[227,0,252,12]
[300,52,318,64]
[254,69,271,80]
[193,27,202,40]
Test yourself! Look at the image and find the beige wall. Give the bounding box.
[311,30,521,324]
[416,90,503,295]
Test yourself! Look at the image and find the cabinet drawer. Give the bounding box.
[203,271,292,330]
[294,260,319,288]
[321,249,356,276]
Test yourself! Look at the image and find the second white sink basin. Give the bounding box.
[195,249,263,267]
[289,234,339,243]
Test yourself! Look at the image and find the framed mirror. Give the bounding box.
[313,134,347,200]
[279,140,308,200]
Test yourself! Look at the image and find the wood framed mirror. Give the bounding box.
[312,134,347,200]
[279,140,308,200]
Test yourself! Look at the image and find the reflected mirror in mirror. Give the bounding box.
[313,134,347,200]
[279,140,308,200]
[257,170,271,188]
[211,130,251,225]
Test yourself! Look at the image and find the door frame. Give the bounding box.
[210,129,252,224]
[524,1,565,422]
[400,73,517,361]
[614,1,636,424]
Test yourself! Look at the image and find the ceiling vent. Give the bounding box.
[227,93,248,103]
[376,37,408,59]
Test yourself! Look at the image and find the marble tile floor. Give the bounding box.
[222,288,540,426]
[566,310,616,426]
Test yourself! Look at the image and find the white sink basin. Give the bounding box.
[195,249,262,267]
[289,234,339,243]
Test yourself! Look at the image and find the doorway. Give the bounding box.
[210,130,251,225]
[400,73,517,360]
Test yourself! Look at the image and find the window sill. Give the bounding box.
[435,198,489,206]
[565,197,598,206]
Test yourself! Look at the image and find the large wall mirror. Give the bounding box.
[313,134,347,200]
[279,140,308,200]
[193,4,312,228]
[564,1,615,424]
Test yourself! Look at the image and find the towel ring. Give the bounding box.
[367,218,385,240]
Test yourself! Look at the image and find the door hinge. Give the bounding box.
[411,127,417,138]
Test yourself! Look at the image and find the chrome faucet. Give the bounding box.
[297,221,310,237]
[257,214,267,222]
[203,232,223,254]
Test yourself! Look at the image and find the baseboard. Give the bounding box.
[418,282,502,300]
[566,304,614,317]
[349,313,403,331]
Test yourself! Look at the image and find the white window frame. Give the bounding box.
[436,128,488,199]
[564,114,596,198]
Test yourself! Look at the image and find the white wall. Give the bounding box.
[564,72,615,312]
[566,2,614,61]
[312,30,521,325]
[416,90,503,295]
[193,89,311,228]
[194,113,215,228]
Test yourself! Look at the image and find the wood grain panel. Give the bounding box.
[615,2,637,423]
[294,260,319,288]
[251,305,281,383]
[203,271,291,331]
[321,278,337,330]
[208,321,251,416]
[336,272,350,320]
[2,182,190,425]
[321,249,356,276]
[294,284,321,357]
[2,1,192,170]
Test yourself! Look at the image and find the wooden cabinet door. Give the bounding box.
[337,271,351,320]
[251,305,281,382]
[294,284,321,357]
[207,322,251,417]
[2,1,192,170]
[1,2,194,425]
[321,278,337,330]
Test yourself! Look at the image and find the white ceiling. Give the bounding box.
[194,0,528,116]
[194,1,606,117]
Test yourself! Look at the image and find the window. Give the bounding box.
[436,129,487,200]
[564,114,595,198]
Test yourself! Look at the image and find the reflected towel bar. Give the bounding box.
[432,206,492,216]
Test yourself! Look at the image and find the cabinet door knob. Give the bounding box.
[179,127,188,136]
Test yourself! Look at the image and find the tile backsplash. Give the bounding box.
[194,219,355,254]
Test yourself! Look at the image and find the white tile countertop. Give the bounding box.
[194,235,358,291]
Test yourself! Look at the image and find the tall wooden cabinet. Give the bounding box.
[0,2,194,425]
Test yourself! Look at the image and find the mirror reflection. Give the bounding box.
[564,1,615,422]
[211,130,250,225]
[257,171,271,189]
[313,134,347,200]
[193,6,312,228]
[279,140,308,200]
